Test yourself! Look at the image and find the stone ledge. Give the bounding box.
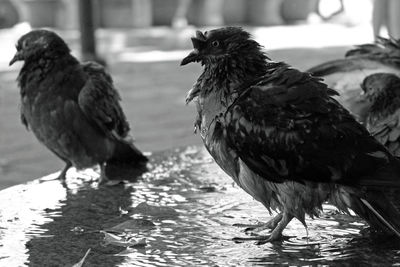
[0,146,393,266]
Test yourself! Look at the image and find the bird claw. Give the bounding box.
[99,179,125,187]
[98,175,110,185]
[232,231,286,244]
[98,171,125,186]
[57,173,67,180]
[232,227,279,244]
[232,213,289,244]
[56,162,72,181]
[232,223,263,228]
[234,213,283,233]
[244,224,272,233]
[232,234,280,244]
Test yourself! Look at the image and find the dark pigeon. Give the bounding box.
[181,27,400,242]
[10,29,148,184]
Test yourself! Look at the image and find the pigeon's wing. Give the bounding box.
[307,38,400,94]
[224,67,398,187]
[78,61,131,141]
[308,37,400,77]
[307,57,400,77]
[306,57,400,100]
[368,109,400,157]
[345,37,400,62]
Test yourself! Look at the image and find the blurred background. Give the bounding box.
[0,0,394,189]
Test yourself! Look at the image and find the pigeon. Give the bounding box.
[10,29,148,183]
[307,37,400,122]
[361,73,400,156]
[181,27,400,242]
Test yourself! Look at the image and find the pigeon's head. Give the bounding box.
[360,73,400,115]
[180,27,265,66]
[361,73,400,102]
[10,29,70,66]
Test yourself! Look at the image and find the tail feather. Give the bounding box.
[108,139,148,164]
[348,189,400,238]
[360,198,400,238]
[105,140,148,180]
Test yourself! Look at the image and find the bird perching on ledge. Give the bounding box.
[10,29,148,184]
[181,27,400,242]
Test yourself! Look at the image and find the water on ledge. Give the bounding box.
[0,146,399,266]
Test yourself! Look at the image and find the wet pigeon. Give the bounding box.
[181,27,400,242]
[10,29,148,183]
[361,73,400,156]
[307,37,400,123]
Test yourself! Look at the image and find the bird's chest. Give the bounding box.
[22,80,72,121]
[196,94,239,178]
[20,76,82,145]
[197,95,225,139]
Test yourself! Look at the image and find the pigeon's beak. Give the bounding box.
[180,31,207,66]
[9,51,23,66]
[180,49,201,66]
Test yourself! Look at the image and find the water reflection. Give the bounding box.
[26,181,138,266]
[0,146,400,266]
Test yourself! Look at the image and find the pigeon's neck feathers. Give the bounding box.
[18,53,79,90]
[200,48,269,99]
[369,93,400,118]
[21,50,78,71]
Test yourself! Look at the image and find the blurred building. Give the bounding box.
[1,0,321,29]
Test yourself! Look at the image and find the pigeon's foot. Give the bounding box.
[233,212,293,244]
[98,164,125,186]
[57,162,72,180]
[233,213,283,232]
[232,231,289,243]
[232,234,277,243]
[37,162,71,188]
[98,163,110,185]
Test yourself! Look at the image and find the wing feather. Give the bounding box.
[78,62,130,141]
[223,67,397,187]
[368,109,400,156]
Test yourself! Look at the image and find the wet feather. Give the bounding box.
[182,27,400,240]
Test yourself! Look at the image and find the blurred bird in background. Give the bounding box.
[181,27,400,242]
[308,37,400,123]
[10,29,148,184]
[361,73,400,156]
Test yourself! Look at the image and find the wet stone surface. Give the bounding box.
[0,146,400,266]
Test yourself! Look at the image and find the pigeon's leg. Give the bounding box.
[258,212,293,244]
[58,162,72,180]
[234,212,283,231]
[232,212,293,243]
[98,163,109,185]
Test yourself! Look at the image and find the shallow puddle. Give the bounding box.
[0,146,399,266]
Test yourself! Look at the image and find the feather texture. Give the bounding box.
[307,37,400,123]
[182,27,400,240]
[12,29,147,182]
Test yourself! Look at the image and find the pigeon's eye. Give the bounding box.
[16,41,28,51]
[22,40,29,49]
[211,40,220,47]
